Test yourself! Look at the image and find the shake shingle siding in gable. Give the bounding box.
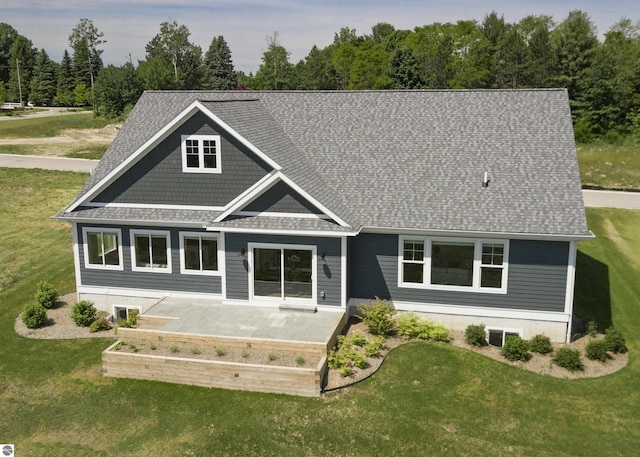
[92,111,273,206]
[242,181,325,215]
[349,234,568,313]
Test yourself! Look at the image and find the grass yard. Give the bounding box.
[577,143,640,190]
[0,143,109,159]
[0,168,639,456]
[0,112,110,138]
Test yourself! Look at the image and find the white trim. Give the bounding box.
[72,222,82,301]
[397,235,509,294]
[388,300,572,323]
[486,327,524,347]
[564,240,577,343]
[65,100,282,213]
[363,225,595,242]
[341,237,348,309]
[211,226,358,238]
[58,217,208,229]
[181,134,222,173]
[248,242,317,304]
[195,101,281,171]
[214,172,280,222]
[81,227,124,271]
[178,231,222,276]
[234,211,332,220]
[78,285,223,301]
[278,173,350,228]
[85,202,225,211]
[219,233,226,299]
[130,229,172,273]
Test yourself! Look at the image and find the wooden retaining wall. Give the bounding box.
[103,342,327,397]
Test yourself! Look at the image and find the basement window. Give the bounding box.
[487,328,522,347]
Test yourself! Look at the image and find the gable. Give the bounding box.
[91,111,274,207]
[238,180,327,216]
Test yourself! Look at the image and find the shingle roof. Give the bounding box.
[63,89,589,238]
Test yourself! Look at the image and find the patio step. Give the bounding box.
[278,303,317,313]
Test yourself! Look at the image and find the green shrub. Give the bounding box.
[89,317,111,333]
[350,331,368,346]
[552,348,584,372]
[585,340,609,361]
[362,336,385,357]
[35,281,59,309]
[529,334,553,354]
[357,297,396,336]
[170,344,180,353]
[267,352,277,362]
[396,313,452,342]
[295,355,306,366]
[215,347,226,357]
[586,320,598,337]
[70,300,97,327]
[190,346,201,355]
[501,335,529,362]
[22,302,47,329]
[464,324,487,346]
[604,327,628,354]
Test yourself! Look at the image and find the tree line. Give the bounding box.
[1,11,639,142]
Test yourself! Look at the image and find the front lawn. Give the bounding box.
[0,113,110,138]
[0,168,639,456]
[577,143,640,190]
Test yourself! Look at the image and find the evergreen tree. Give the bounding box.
[29,49,57,105]
[7,35,35,103]
[55,49,74,106]
[69,18,105,101]
[0,23,19,83]
[299,45,338,90]
[389,48,424,89]
[203,35,237,90]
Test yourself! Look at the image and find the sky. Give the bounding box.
[2,0,640,74]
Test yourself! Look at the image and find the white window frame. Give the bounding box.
[398,236,509,293]
[179,232,221,276]
[248,242,317,304]
[486,327,523,347]
[130,229,172,273]
[112,305,142,323]
[82,227,124,271]
[181,134,222,173]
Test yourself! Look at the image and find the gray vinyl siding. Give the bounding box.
[77,223,222,295]
[225,233,342,307]
[93,112,273,206]
[349,234,569,313]
[242,181,323,215]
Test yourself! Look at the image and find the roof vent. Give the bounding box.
[482,171,490,188]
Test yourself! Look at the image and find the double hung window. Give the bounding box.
[181,135,221,173]
[399,237,508,292]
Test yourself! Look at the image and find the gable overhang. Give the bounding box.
[212,171,352,228]
[362,225,595,242]
[64,100,282,213]
[211,226,358,238]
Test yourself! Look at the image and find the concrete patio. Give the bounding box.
[141,297,346,344]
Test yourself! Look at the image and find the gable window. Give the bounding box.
[399,236,508,293]
[131,230,171,273]
[179,232,220,275]
[83,227,123,270]
[181,134,221,173]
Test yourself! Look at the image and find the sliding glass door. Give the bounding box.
[252,245,315,302]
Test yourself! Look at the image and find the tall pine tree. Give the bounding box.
[203,35,237,90]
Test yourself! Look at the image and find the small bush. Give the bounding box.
[241,349,249,358]
[501,335,529,362]
[215,347,226,357]
[190,346,201,355]
[89,317,111,333]
[295,355,306,366]
[22,302,47,329]
[35,281,59,309]
[585,340,609,361]
[357,297,396,336]
[529,334,553,354]
[464,324,487,346]
[350,331,368,346]
[552,348,584,372]
[170,344,180,353]
[267,352,277,362]
[586,320,598,337]
[70,300,97,327]
[604,327,628,354]
[362,336,385,358]
[118,309,139,328]
[396,313,451,342]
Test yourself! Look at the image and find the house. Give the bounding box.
[56,89,592,344]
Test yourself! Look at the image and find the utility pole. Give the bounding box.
[16,58,23,107]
